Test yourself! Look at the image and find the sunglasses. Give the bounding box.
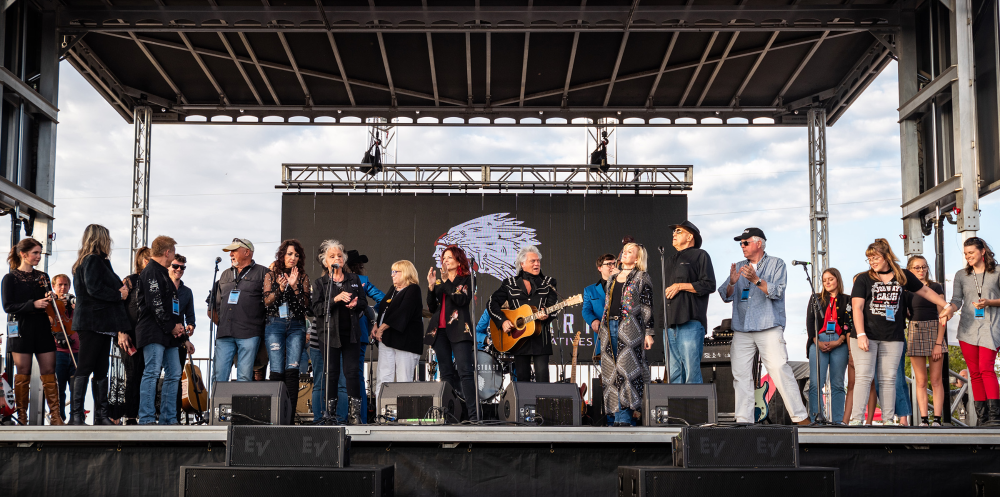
[171,264,186,271]
[740,241,751,247]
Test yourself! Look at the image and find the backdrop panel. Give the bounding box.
[281,193,688,362]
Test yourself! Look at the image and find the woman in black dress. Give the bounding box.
[426,245,477,421]
[114,246,150,424]
[69,224,131,425]
[1,238,63,425]
[310,239,366,424]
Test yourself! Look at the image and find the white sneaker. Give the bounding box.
[848,419,864,426]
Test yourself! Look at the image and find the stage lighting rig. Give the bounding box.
[589,130,609,173]
[361,131,383,176]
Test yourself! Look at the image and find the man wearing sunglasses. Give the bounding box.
[584,254,617,359]
[169,254,196,422]
[663,221,716,384]
[719,227,809,425]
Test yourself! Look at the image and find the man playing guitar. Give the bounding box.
[488,246,559,383]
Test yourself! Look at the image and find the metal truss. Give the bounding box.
[130,106,152,273]
[58,5,900,33]
[807,108,829,289]
[365,117,397,166]
[278,164,692,192]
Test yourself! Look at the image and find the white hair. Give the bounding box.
[317,239,345,266]
[515,245,542,267]
[751,236,766,251]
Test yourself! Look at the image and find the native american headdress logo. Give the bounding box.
[433,213,540,281]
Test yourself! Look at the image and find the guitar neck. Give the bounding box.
[526,300,569,323]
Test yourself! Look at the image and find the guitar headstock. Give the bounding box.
[572,330,581,347]
[566,294,583,307]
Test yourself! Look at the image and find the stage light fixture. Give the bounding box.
[361,131,384,176]
[589,130,610,173]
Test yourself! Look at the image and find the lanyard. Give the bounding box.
[974,270,986,300]
[232,265,252,286]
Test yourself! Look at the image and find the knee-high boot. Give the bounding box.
[13,374,30,425]
[91,378,115,425]
[68,376,88,425]
[283,369,300,416]
[348,396,362,425]
[40,374,64,426]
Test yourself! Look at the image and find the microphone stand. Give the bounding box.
[800,263,827,425]
[319,264,341,425]
[207,258,221,393]
[469,270,481,422]
[658,246,671,383]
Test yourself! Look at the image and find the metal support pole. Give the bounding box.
[951,0,981,237]
[130,106,152,272]
[807,108,829,290]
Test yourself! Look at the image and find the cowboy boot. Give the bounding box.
[68,376,88,425]
[13,374,30,425]
[283,369,300,418]
[349,396,363,425]
[40,374,64,426]
[91,378,115,425]
[975,401,989,426]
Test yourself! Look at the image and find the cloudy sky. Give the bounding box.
[6,59,1000,365]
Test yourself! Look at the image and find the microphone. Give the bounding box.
[792,260,811,266]
[215,257,222,264]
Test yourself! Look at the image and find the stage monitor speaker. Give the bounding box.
[699,363,735,418]
[180,465,394,497]
[642,383,717,426]
[378,382,457,424]
[673,426,798,468]
[973,473,1000,497]
[211,381,291,426]
[501,382,581,426]
[227,426,350,468]
[617,466,837,497]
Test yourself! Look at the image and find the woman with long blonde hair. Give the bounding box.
[372,260,424,398]
[68,224,131,425]
[598,241,656,426]
[848,238,948,425]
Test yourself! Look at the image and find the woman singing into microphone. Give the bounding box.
[310,239,365,424]
[426,245,477,421]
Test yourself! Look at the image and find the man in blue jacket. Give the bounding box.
[583,254,616,359]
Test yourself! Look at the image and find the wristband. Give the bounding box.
[935,342,943,346]
[857,333,867,337]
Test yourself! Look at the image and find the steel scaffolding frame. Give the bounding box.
[278,164,692,192]
[130,106,152,272]
[807,108,829,290]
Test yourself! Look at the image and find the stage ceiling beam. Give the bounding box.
[602,0,640,107]
[179,32,229,105]
[128,31,187,104]
[238,33,279,105]
[678,31,717,107]
[327,33,354,106]
[696,31,737,107]
[219,33,262,106]
[772,30,829,106]
[377,32,397,107]
[519,32,529,107]
[57,5,900,33]
[427,33,440,106]
[729,31,777,107]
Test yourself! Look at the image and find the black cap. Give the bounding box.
[734,227,766,241]
[668,220,703,249]
[346,249,369,267]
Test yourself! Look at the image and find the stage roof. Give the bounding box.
[55,0,899,126]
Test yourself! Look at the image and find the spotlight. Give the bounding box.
[361,132,384,176]
[589,130,609,173]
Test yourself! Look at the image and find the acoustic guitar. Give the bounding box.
[489,294,583,353]
[181,350,208,417]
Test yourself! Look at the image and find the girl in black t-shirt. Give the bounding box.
[848,239,948,425]
[905,255,947,426]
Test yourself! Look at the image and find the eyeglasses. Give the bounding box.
[672,228,686,235]
[171,264,186,271]
[390,270,400,276]
[910,265,929,271]
[866,255,884,263]
[600,262,616,267]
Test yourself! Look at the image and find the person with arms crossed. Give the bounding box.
[664,221,716,384]
[718,228,809,425]
[212,238,268,383]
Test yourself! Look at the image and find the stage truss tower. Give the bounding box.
[807,108,829,290]
[131,106,152,272]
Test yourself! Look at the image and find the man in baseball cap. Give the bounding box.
[223,238,254,253]
[719,227,810,425]
[212,237,269,385]
[663,220,715,384]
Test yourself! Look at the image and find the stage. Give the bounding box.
[2,425,998,496]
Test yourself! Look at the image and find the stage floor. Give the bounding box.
[2,425,1000,496]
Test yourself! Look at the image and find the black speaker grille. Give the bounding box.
[232,395,272,426]
[181,466,393,497]
[681,426,798,468]
[636,468,836,497]
[669,398,709,425]
[227,426,347,468]
[536,397,573,426]
[397,396,433,421]
[700,364,735,414]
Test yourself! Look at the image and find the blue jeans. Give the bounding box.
[214,336,261,383]
[608,319,635,426]
[308,346,326,421]
[808,332,848,422]
[55,351,78,421]
[335,318,369,423]
[668,320,705,384]
[139,343,182,425]
[875,341,912,417]
[264,317,306,373]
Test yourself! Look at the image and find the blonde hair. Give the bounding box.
[866,238,906,285]
[623,242,648,272]
[73,224,113,273]
[391,260,419,287]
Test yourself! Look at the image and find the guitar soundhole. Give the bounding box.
[515,318,524,329]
